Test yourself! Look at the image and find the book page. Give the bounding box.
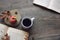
[0,24,8,40]
[7,27,29,40]
[33,0,51,7]
[49,0,60,13]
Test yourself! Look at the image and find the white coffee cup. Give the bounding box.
[21,17,35,29]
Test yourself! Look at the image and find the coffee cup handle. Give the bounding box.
[31,17,35,21]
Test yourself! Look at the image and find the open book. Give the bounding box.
[33,0,60,13]
[0,24,29,40]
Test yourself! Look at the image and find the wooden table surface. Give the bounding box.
[0,0,60,40]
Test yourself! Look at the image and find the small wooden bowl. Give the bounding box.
[4,9,21,27]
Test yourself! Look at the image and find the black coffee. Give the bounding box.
[23,18,31,27]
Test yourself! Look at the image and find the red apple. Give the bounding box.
[9,16,17,24]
